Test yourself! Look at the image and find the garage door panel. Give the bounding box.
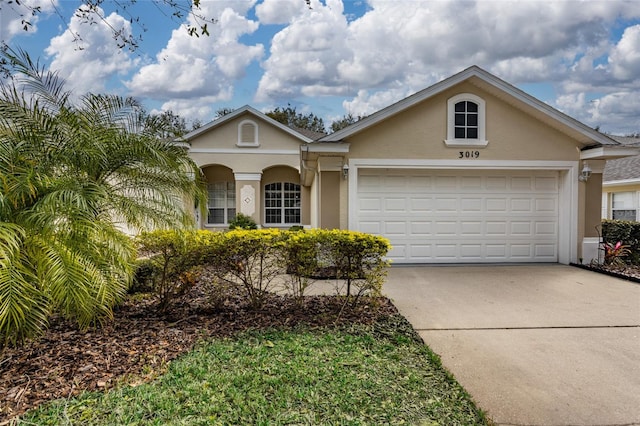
[511,222,532,235]
[536,176,557,190]
[410,198,433,212]
[511,245,533,258]
[359,221,381,234]
[536,198,557,212]
[486,176,508,189]
[385,198,407,211]
[435,198,458,211]
[511,176,533,190]
[486,221,508,235]
[384,221,406,235]
[436,176,457,189]
[487,198,508,212]
[461,221,483,235]
[410,221,433,235]
[461,176,483,189]
[460,198,483,212]
[359,198,381,212]
[486,245,507,258]
[511,198,533,212]
[357,169,559,263]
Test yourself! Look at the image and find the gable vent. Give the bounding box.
[238,120,258,146]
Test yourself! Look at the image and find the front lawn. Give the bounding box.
[20,319,488,425]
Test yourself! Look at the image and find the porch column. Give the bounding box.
[581,161,605,263]
[317,156,344,229]
[234,173,262,225]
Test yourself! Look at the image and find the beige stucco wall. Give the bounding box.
[346,83,580,161]
[193,153,299,173]
[320,171,341,229]
[189,114,303,151]
[202,165,234,182]
[189,113,301,173]
[191,113,308,228]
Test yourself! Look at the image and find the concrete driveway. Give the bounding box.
[383,265,640,426]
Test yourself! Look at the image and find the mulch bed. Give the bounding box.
[0,282,397,423]
[572,263,640,284]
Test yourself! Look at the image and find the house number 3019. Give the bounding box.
[459,151,480,158]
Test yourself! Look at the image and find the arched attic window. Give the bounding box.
[445,93,488,147]
[237,120,259,147]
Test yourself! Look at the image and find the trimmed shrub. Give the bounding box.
[210,229,287,308]
[322,230,391,302]
[135,230,223,311]
[282,230,321,302]
[282,229,391,303]
[134,228,392,310]
[601,220,640,264]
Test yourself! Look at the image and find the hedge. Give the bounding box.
[601,219,640,264]
[135,229,392,310]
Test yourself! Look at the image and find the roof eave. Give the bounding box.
[179,105,314,143]
[580,146,640,160]
[603,178,640,187]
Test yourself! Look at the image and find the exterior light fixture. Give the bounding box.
[342,163,349,179]
[579,162,592,182]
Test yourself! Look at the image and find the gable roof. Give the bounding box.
[603,137,640,183]
[178,105,314,143]
[320,65,618,148]
[604,155,640,183]
[610,135,640,147]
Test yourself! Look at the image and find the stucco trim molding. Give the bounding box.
[347,158,579,265]
[603,178,640,187]
[234,173,262,181]
[190,148,299,155]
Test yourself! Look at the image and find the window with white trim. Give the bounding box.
[237,120,259,147]
[207,182,236,225]
[445,93,488,147]
[264,182,301,225]
[612,192,637,221]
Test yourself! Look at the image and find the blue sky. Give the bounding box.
[2,0,640,134]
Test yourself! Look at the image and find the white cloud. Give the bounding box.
[126,0,263,121]
[255,0,303,24]
[0,0,57,42]
[25,0,640,134]
[44,7,137,95]
[557,91,640,135]
[157,98,221,123]
[610,25,640,81]
[254,0,640,135]
[342,85,414,118]
[255,0,350,102]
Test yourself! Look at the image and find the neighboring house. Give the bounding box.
[602,137,640,222]
[181,66,639,265]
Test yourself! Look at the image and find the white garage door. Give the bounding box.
[356,169,559,263]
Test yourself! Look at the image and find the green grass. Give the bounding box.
[19,317,488,425]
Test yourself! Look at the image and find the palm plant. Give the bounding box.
[0,48,206,346]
